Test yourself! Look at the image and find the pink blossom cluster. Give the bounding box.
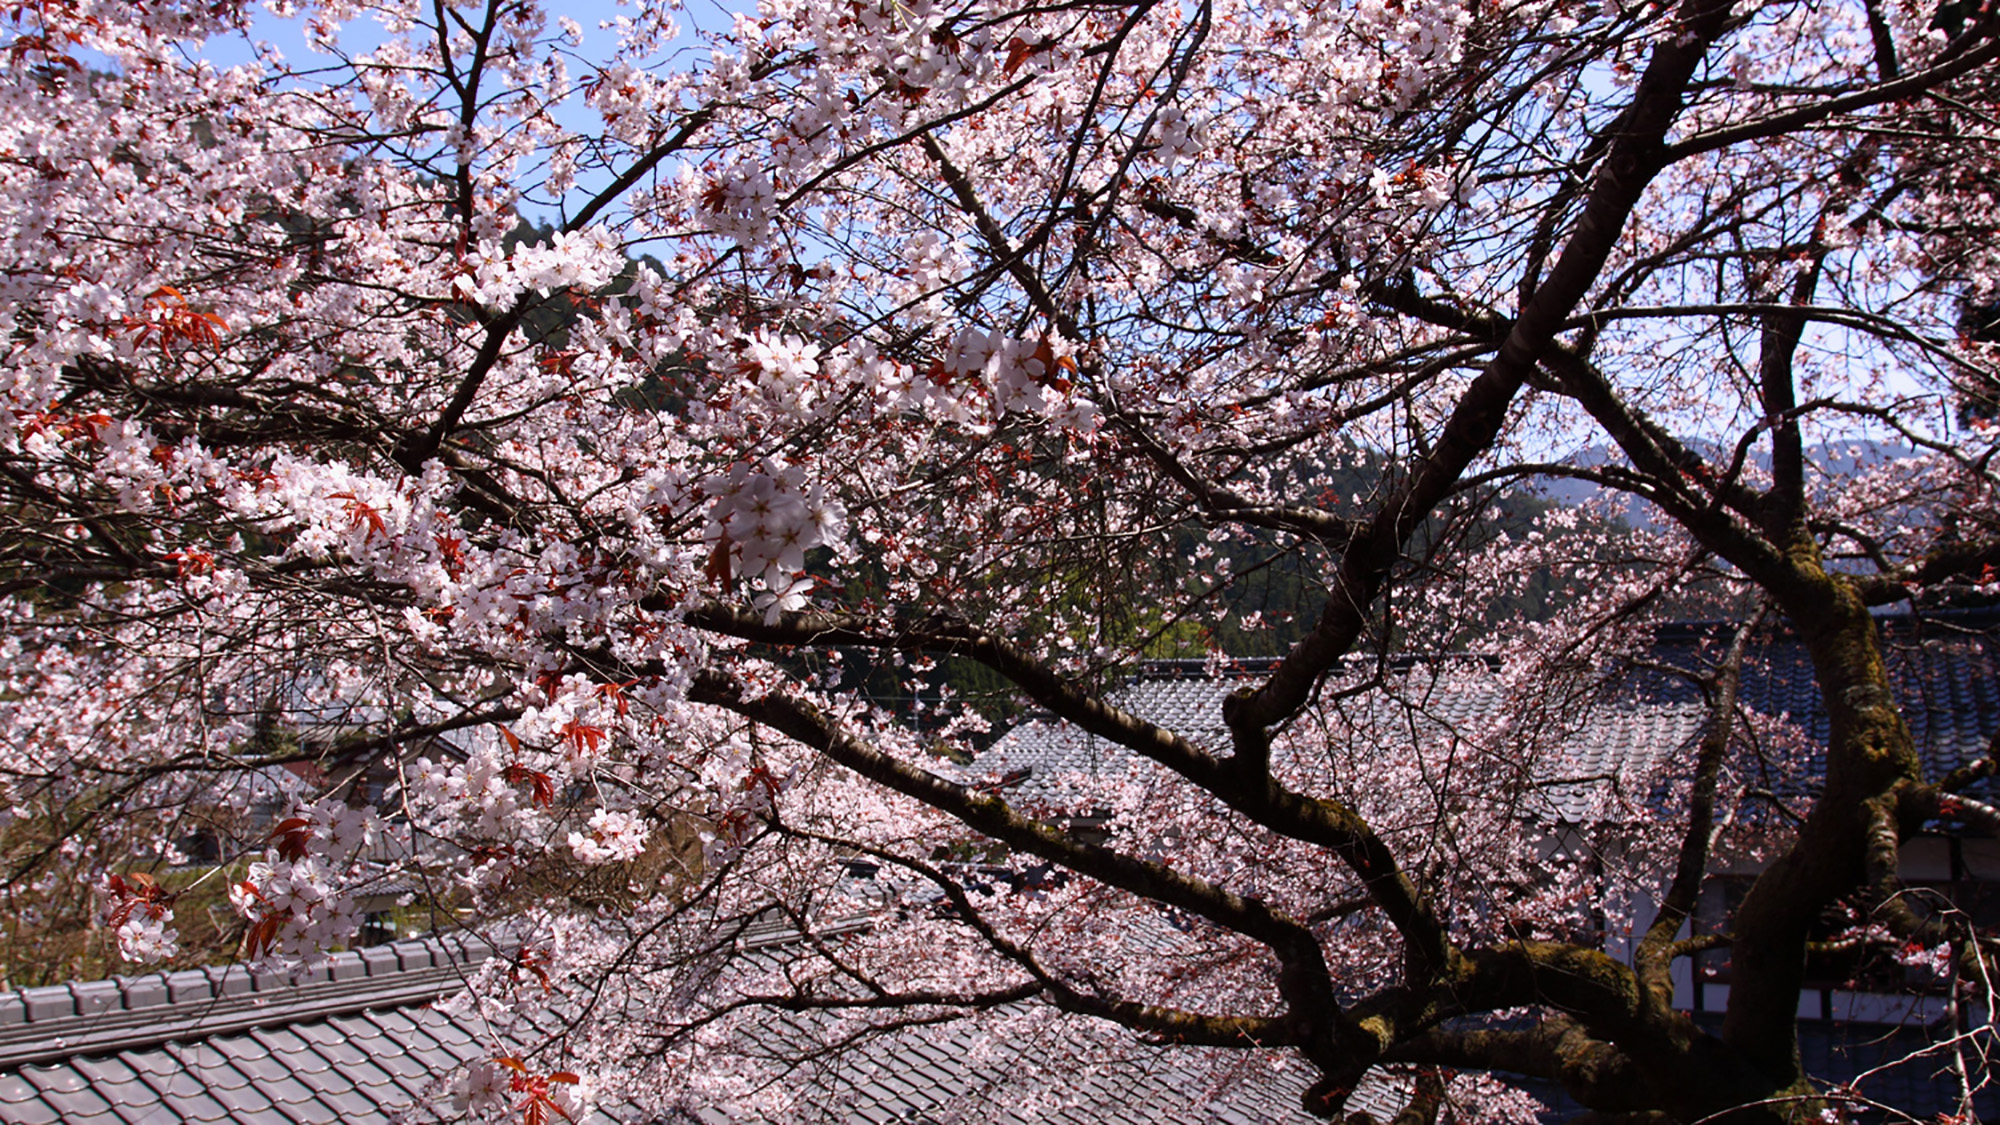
[230,800,380,961]
[0,0,1995,1118]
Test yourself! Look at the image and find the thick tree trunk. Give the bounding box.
[1715,561,1923,1116]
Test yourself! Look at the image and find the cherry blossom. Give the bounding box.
[113,915,180,964]
[1,0,1998,1120]
[568,809,651,866]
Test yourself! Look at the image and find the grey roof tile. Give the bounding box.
[360,947,400,978]
[34,1081,115,1121]
[283,1058,352,1099]
[323,1012,389,1046]
[250,1025,319,1068]
[18,987,72,1023]
[0,1074,35,1104]
[162,971,212,1006]
[392,941,436,971]
[204,1074,278,1116]
[370,1007,448,1049]
[263,1089,337,1124]
[220,1045,294,1085]
[66,1057,139,1087]
[0,1092,59,1124]
[68,982,119,1018]
[414,1015,484,1064]
[209,1033,271,1062]
[292,1027,358,1063]
[330,1021,432,1098]
[89,1073,166,1125]
[292,1032,379,1075]
[18,1065,87,1096]
[128,1068,231,1122]
[316,1087,385,1118]
[257,1067,322,1106]
[101,1089,171,1125]
[208,965,252,999]
[289,1021,348,1048]
[117,978,166,1011]
[195,1063,253,1094]
[310,1048,398,1096]
[113,1051,180,1081]
[366,1043,433,1082]
[356,1006,415,1034]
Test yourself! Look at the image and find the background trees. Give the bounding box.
[3,0,2000,1119]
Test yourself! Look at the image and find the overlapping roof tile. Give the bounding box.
[971,613,2000,818]
[0,936,598,1125]
[0,925,1407,1125]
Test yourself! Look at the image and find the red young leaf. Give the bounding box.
[593,680,638,716]
[704,533,735,587]
[559,720,605,758]
[327,492,389,540]
[503,763,556,808]
[270,816,314,862]
[1002,36,1051,77]
[243,913,285,957]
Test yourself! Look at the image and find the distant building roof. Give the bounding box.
[1634,614,2000,791]
[972,671,1710,823]
[0,935,564,1125]
[0,924,1412,1125]
[971,612,2000,821]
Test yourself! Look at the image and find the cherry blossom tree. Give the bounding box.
[4,0,2000,1120]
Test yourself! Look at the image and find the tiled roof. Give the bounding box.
[0,936,491,1070]
[692,994,1408,1125]
[964,666,1252,803]
[0,936,577,1125]
[678,913,1415,1124]
[0,923,1418,1125]
[1633,616,2000,793]
[972,675,1708,823]
[971,612,2000,819]
[1,929,1973,1124]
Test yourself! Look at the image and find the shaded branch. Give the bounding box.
[776,823,1291,1048]
[1635,609,1764,999]
[1385,1017,1652,1114]
[1661,32,2000,162]
[682,666,1361,1061]
[678,602,1454,979]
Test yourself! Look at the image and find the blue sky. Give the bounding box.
[71,0,1953,454]
[195,0,722,73]
[169,0,740,222]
